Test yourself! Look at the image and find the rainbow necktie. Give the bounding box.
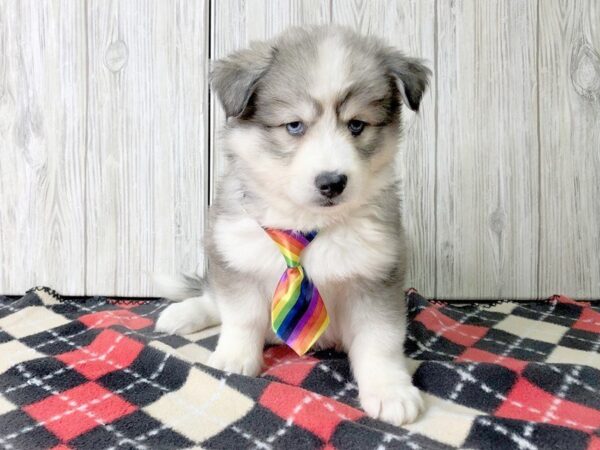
[265,228,329,355]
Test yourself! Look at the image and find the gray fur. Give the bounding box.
[211,25,431,122]
[153,272,206,301]
[210,41,275,118]
[381,49,431,112]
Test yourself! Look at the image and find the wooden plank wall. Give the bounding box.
[85,1,208,296]
[0,0,208,296]
[435,0,539,299]
[538,0,600,298]
[0,0,599,298]
[0,2,87,294]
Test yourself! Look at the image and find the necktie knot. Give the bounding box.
[264,229,317,268]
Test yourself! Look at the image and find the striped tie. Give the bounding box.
[265,228,329,355]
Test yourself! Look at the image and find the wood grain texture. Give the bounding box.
[0,1,87,295]
[435,0,539,299]
[85,1,208,296]
[332,0,437,297]
[209,0,331,199]
[2,1,599,298]
[538,0,600,297]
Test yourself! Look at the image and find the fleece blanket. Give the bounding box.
[0,287,598,450]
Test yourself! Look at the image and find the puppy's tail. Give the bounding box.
[153,272,206,301]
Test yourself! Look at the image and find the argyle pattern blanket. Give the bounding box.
[0,288,598,450]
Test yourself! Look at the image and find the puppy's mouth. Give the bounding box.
[316,197,344,208]
[319,199,338,207]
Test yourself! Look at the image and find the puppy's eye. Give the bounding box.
[286,121,305,136]
[348,120,366,136]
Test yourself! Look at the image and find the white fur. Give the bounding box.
[310,35,352,101]
[207,287,268,376]
[155,295,219,335]
[153,272,203,300]
[211,202,399,287]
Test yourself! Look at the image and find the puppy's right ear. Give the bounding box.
[381,49,431,112]
[210,42,275,119]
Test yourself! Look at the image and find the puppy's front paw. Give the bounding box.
[207,346,263,377]
[360,381,424,426]
[155,302,203,335]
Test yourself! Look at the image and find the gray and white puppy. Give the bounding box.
[156,25,430,426]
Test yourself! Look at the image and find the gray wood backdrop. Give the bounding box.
[1,0,599,299]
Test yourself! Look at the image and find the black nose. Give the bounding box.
[315,172,348,199]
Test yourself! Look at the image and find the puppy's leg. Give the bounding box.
[155,294,220,334]
[206,284,268,377]
[343,290,423,425]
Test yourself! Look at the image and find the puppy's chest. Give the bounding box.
[213,216,397,287]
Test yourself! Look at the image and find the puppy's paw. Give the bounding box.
[359,381,424,426]
[155,301,205,335]
[207,347,263,376]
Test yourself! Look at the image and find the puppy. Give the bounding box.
[156,25,430,426]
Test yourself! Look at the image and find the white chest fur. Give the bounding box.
[212,213,399,289]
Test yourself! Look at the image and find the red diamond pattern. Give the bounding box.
[415,307,489,346]
[496,379,600,433]
[24,382,136,442]
[573,308,600,334]
[262,346,319,386]
[57,329,143,380]
[78,309,153,330]
[260,382,364,442]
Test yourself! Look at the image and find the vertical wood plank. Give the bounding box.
[332,0,437,296]
[86,1,208,296]
[435,0,539,299]
[210,0,331,198]
[538,0,600,297]
[0,1,87,295]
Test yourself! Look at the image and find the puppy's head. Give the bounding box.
[212,26,430,214]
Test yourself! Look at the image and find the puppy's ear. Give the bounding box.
[381,49,431,112]
[210,42,275,118]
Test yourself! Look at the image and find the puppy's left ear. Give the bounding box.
[381,50,431,112]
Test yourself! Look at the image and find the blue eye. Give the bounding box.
[286,121,305,136]
[348,120,366,136]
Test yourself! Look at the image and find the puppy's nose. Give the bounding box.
[315,172,348,198]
